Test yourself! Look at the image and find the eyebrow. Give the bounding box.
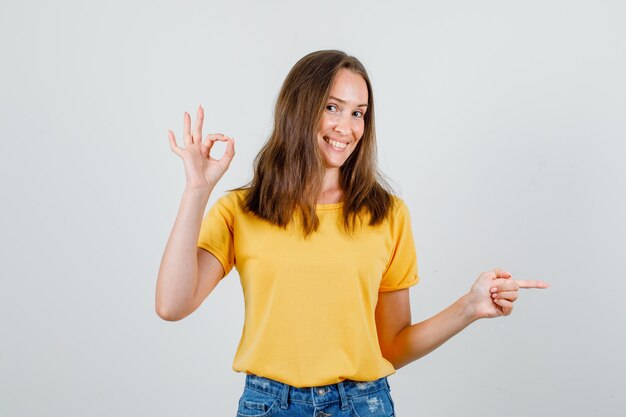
[328,96,368,108]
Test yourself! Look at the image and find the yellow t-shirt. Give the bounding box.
[198,190,418,388]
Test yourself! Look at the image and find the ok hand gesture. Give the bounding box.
[168,105,235,191]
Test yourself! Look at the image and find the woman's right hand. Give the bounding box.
[168,105,235,191]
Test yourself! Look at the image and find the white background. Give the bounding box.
[1,1,624,416]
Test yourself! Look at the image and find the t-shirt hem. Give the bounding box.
[378,275,419,292]
[197,244,232,277]
[232,367,397,388]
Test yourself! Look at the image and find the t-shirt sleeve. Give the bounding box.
[197,192,237,277]
[379,198,419,292]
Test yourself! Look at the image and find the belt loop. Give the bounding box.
[337,381,349,411]
[280,381,290,410]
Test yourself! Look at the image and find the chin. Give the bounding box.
[321,152,350,169]
[319,141,354,169]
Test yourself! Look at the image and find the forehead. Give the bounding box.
[329,69,368,104]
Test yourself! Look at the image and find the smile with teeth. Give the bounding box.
[324,137,348,150]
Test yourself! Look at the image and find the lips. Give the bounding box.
[323,136,349,150]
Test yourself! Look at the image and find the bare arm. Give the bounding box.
[376,269,550,368]
[155,189,225,321]
[376,289,477,368]
[155,106,235,321]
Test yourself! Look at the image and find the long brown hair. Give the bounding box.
[239,50,393,235]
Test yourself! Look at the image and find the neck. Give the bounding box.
[318,168,342,204]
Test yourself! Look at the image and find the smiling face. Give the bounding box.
[317,68,369,170]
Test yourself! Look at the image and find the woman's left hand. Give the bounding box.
[468,268,550,319]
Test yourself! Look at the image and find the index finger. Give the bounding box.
[515,280,550,289]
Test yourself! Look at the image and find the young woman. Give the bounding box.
[156,50,549,417]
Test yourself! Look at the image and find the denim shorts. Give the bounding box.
[236,374,395,417]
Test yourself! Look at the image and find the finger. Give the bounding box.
[493,268,512,279]
[493,298,514,315]
[490,278,508,290]
[211,135,236,171]
[489,278,517,295]
[493,280,520,292]
[183,112,192,146]
[192,105,204,144]
[168,130,183,156]
[203,133,229,143]
[516,280,550,289]
[202,133,228,153]
[492,290,519,302]
[219,135,236,166]
[484,268,512,280]
[222,135,235,155]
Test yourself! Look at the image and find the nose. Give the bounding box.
[333,113,352,136]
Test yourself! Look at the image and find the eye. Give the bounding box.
[326,104,338,112]
[353,110,364,118]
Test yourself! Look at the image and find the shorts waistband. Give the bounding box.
[244,374,390,409]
